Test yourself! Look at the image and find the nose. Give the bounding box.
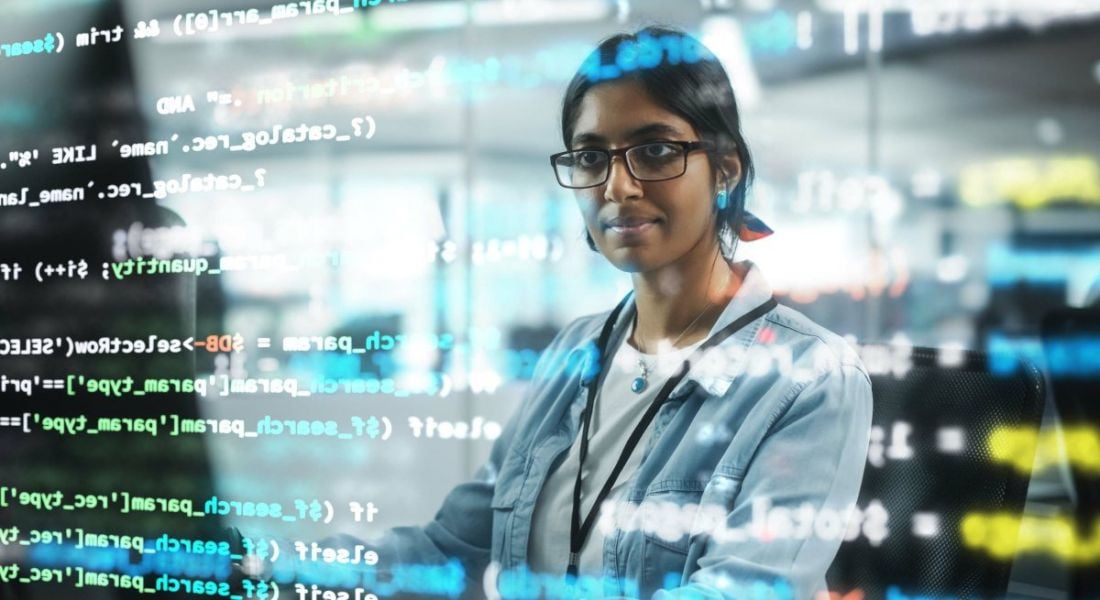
[603,154,643,203]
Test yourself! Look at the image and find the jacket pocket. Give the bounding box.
[489,484,517,568]
[636,485,704,595]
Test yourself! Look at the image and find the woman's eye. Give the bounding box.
[642,143,675,158]
[577,151,605,167]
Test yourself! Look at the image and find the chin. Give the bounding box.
[601,245,662,274]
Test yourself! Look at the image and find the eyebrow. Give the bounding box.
[571,123,685,148]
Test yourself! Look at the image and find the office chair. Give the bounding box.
[1041,309,1100,599]
[827,346,1045,599]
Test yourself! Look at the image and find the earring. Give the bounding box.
[715,189,728,210]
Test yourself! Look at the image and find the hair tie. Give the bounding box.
[738,210,773,242]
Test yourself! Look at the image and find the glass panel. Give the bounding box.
[1,1,1096,597]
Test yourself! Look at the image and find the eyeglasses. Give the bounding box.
[550,140,714,189]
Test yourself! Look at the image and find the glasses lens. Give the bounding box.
[555,150,608,188]
[626,143,687,181]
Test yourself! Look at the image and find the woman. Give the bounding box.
[514,26,871,598]
[239,25,872,600]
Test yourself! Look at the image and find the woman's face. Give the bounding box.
[570,80,725,274]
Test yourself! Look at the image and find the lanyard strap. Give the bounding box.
[566,295,778,579]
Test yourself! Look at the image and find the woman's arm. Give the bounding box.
[229,319,585,598]
[226,402,525,599]
[309,411,521,597]
[654,363,873,600]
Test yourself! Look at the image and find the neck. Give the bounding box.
[630,245,743,352]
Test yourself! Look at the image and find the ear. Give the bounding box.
[714,153,743,191]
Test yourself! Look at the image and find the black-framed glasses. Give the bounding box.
[549,140,714,189]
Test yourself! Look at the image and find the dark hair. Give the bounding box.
[560,25,754,261]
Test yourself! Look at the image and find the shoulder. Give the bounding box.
[763,302,870,387]
[554,309,610,348]
[526,307,613,385]
[748,304,873,448]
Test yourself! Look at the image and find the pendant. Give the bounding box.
[631,358,649,393]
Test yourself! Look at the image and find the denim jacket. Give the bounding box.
[336,261,873,599]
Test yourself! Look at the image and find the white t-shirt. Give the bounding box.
[526,320,706,578]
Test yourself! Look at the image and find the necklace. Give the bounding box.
[630,301,713,393]
[629,251,731,394]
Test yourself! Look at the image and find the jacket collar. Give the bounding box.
[580,260,776,399]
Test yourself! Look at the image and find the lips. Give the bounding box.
[607,215,655,228]
[604,215,661,240]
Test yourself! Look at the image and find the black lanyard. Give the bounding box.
[566,293,778,579]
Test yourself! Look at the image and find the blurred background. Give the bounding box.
[1,0,1099,598]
